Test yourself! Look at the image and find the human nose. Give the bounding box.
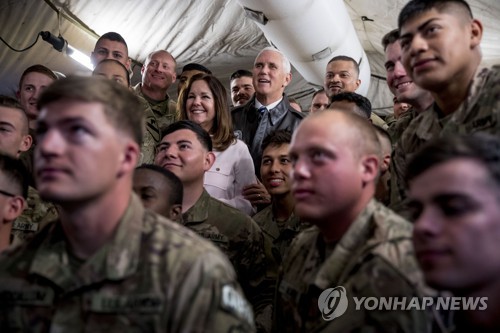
[270,160,281,173]
[393,61,407,78]
[413,206,442,240]
[292,157,310,180]
[408,34,428,58]
[38,128,65,158]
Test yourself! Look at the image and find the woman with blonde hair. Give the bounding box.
[178,73,256,215]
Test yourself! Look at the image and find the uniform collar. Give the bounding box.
[29,194,144,292]
[181,189,211,225]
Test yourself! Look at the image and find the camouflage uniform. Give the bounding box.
[392,66,500,209]
[252,205,309,265]
[133,83,177,131]
[275,199,431,333]
[387,108,417,146]
[10,186,58,246]
[0,194,255,333]
[182,190,277,332]
[136,95,161,164]
[370,113,389,130]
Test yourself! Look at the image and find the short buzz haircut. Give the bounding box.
[256,47,291,74]
[327,55,360,76]
[312,110,381,159]
[373,125,393,156]
[136,164,183,206]
[37,76,143,145]
[180,63,212,75]
[97,32,128,52]
[407,133,500,188]
[261,130,292,152]
[0,95,30,135]
[93,59,131,86]
[145,50,177,68]
[329,92,372,119]
[0,153,30,199]
[230,69,253,81]
[18,64,57,90]
[398,0,473,30]
[382,29,400,51]
[160,120,213,152]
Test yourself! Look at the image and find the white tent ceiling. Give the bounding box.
[1,0,499,115]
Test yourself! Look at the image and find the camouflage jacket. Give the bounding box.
[393,66,500,204]
[275,199,431,333]
[10,186,58,246]
[253,205,309,265]
[133,83,177,131]
[136,95,161,164]
[0,194,255,333]
[370,113,389,130]
[182,190,277,332]
[387,108,417,146]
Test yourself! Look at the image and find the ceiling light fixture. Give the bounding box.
[40,31,92,70]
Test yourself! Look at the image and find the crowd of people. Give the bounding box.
[0,0,499,332]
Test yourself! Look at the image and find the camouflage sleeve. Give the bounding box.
[343,256,432,333]
[10,187,59,246]
[139,100,161,165]
[168,250,256,333]
[236,218,278,333]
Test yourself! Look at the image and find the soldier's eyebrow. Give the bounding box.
[156,142,170,149]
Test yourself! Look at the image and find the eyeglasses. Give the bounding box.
[0,189,16,197]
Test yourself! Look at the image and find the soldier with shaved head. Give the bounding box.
[275,110,430,332]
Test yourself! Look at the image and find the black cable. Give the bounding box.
[0,33,41,52]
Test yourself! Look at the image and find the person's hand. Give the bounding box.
[242,181,271,206]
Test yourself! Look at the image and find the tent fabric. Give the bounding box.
[1,0,499,114]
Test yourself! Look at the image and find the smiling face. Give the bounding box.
[35,100,131,204]
[185,80,215,132]
[154,129,213,186]
[230,76,255,107]
[261,143,292,196]
[384,40,429,104]
[409,158,500,293]
[399,7,482,92]
[253,50,291,104]
[324,60,361,97]
[141,51,177,92]
[18,72,56,121]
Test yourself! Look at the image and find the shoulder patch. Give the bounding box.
[221,284,254,325]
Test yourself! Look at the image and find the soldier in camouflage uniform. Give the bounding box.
[0,76,254,332]
[275,111,431,332]
[253,130,309,264]
[133,50,178,130]
[407,133,500,332]
[381,28,434,144]
[155,120,277,332]
[0,96,58,245]
[133,164,183,221]
[393,0,500,204]
[93,59,161,164]
[381,28,435,212]
[0,154,29,251]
